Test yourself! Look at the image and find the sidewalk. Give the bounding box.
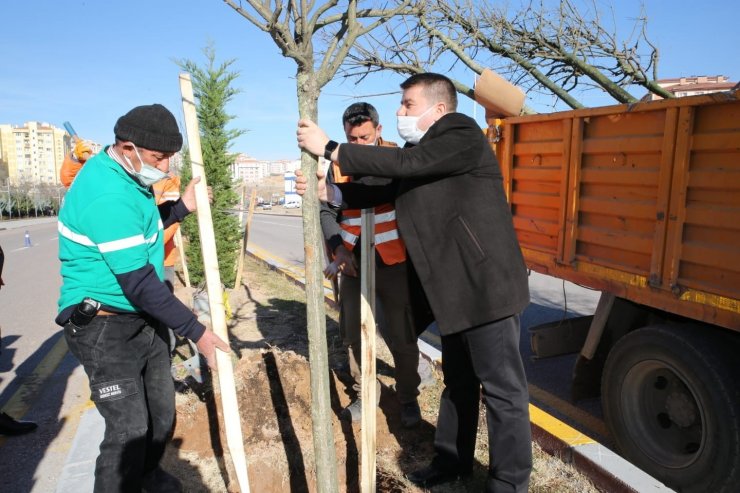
[0,217,57,231]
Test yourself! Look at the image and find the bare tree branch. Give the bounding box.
[344,0,673,109]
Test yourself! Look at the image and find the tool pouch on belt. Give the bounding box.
[69,298,101,327]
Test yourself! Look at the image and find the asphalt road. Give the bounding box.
[0,219,63,401]
[0,218,90,493]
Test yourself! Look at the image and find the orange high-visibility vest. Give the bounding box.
[152,175,181,268]
[331,138,406,265]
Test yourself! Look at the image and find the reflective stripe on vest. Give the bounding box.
[339,227,400,247]
[330,138,406,265]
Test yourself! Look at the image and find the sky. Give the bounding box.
[1,0,738,161]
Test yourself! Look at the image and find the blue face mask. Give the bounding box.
[123,145,169,187]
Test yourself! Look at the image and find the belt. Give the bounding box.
[97,309,119,316]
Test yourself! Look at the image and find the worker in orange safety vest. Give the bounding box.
[320,102,426,429]
[152,175,182,292]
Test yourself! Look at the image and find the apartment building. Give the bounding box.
[0,121,72,185]
[645,75,737,101]
[231,153,300,183]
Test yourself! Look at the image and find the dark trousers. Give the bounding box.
[433,314,532,493]
[64,313,175,493]
[339,261,421,403]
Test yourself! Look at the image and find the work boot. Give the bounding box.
[401,400,422,428]
[0,412,37,436]
[340,398,362,422]
[142,467,183,493]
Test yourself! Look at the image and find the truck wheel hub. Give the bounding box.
[665,391,697,428]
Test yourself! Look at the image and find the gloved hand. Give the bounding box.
[324,244,357,279]
[73,139,92,162]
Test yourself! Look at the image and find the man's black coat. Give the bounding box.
[335,112,529,336]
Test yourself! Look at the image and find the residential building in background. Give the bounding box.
[0,121,103,185]
[231,153,300,183]
[644,75,737,101]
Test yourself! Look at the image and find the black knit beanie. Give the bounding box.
[114,104,183,152]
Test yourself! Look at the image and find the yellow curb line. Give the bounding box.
[0,332,69,446]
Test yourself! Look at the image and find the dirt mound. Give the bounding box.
[172,347,436,492]
[162,256,599,492]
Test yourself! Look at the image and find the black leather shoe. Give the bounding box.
[0,412,38,436]
[400,400,421,428]
[142,467,183,493]
[407,464,464,487]
[340,399,362,422]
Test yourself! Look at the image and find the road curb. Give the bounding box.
[245,246,674,493]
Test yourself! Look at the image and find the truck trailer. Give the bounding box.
[490,89,740,492]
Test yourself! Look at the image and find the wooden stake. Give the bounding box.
[360,208,377,493]
[179,73,251,493]
[234,187,255,289]
[174,228,191,288]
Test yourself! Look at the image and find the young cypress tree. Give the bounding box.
[177,46,244,287]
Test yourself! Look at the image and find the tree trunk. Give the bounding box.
[296,69,340,493]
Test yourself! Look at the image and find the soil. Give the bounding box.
[161,255,598,492]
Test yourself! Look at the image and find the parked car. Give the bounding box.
[285,201,301,209]
[261,203,272,210]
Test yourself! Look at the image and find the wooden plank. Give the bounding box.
[180,73,251,493]
[688,170,740,190]
[580,292,615,359]
[556,118,573,264]
[690,131,740,151]
[513,216,560,236]
[579,169,659,186]
[234,188,256,289]
[685,205,740,229]
[174,228,190,288]
[578,227,654,255]
[649,107,678,288]
[578,197,656,219]
[359,209,376,493]
[511,192,561,209]
[499,122,514,201]
[513,141,564,155]
[503,89,739,125]
[512,168,563,182]
[562,118,583,264]
[680,243,740,272]
[663,106,695,293]
[582,136,664,154]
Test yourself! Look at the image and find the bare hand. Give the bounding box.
[296,119,330,157]
[181,177,213,212]
[195,328,230,370]
[295,168,331,203]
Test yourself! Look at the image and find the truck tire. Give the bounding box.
[602,324,740,492]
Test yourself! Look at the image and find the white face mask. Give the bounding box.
[397,105,436,145]
[122,145,169,187]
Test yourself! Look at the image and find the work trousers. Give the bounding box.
[433,314,532,493]
[64,313,175,493]
[339,261,421,403]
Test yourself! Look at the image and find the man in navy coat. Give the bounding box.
[297,72,532,492]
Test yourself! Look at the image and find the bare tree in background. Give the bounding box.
[345,0,673,109]
[220,1,415,490]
